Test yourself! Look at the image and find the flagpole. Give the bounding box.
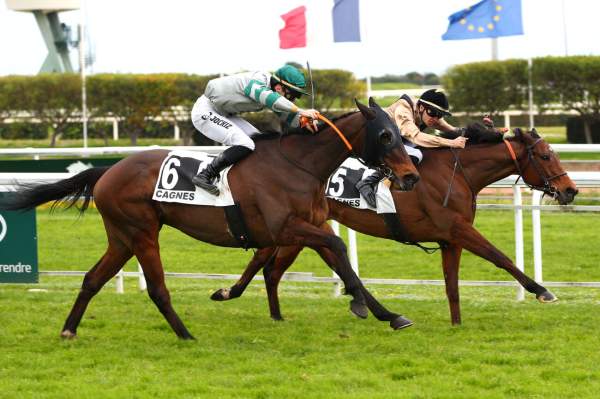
[79,0,88,149]
[491,38,498,60]
[360,0,371,98]
[561,0,568,56]
[528,58,534,129]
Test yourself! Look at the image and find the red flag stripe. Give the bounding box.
[279,6,307,49]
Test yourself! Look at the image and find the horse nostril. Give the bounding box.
[404,173,420,187]
[566,187,578,197]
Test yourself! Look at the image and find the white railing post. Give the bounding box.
[348,228,359,276]
[504,112,511,130]
[112,118,119,141]
[331,221,342,297]
[174,123,180,141]
[532,190,543,282]
[115,268,124,294]
[138,263,147,291]
[513,185,525,301]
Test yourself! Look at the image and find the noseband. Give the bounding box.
[503,138,567,196]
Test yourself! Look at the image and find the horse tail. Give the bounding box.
[0,167,110,215]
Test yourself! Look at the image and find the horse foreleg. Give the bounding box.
[280,218,412,330]
[210,247,277,301]
[278,218,367,317]
[263,246,303,320]
[134,232,195,340]
[61,240,133,339]
[441,243,463,325]
[451,220,556,302]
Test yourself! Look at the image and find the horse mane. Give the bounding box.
[462,122,505,145]
[252,111,359,142]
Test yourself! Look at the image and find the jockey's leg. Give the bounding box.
[355,169,383,208]
[192,145,253,195]
[190,96,255,195]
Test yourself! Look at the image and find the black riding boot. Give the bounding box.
[192,146,253,195]
[355,170,384,208]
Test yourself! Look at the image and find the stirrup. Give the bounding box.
[356,181,377,208]
[192,174,220,196]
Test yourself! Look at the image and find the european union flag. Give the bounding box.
[442,0,523,40]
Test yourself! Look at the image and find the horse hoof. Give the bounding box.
[271,315,284,322]
[390,315,413,330]
[537,290,558,303]
[60,330,77,339]
[350,299,368,319]
[210,288,231,301]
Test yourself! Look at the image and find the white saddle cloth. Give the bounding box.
[325,158,396,214]
[152,150,235,207]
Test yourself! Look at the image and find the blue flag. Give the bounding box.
[332,0,361,42]
[442,0,523,40]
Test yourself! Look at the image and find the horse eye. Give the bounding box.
[541,154,551,161]
[379,130,392,146]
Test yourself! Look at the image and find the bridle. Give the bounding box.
[503,138,567,197]
[278,113,400,182]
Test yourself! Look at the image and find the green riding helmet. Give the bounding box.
[272,65,310,96]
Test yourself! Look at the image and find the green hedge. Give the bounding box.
[443,55,600,142]
[443,59,528,114]
[0,69,364,145]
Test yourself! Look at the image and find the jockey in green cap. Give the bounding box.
[191,64,320,195]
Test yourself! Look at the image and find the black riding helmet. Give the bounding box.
[417,89,452,117]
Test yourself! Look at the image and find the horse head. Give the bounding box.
[512,128,578,205]
[355,97,420,191]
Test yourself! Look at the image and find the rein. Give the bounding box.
[277,114,367,182]
[442,147,476,209]
[503,139,567,196]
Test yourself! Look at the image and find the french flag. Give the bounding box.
[279,0,361,49]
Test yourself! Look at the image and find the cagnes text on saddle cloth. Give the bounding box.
[326,158,396,213]
[152,150,235,206]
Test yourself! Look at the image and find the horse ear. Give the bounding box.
[530,127,541,139]
[513,128,523,140]
[355,98,376,120]
[368,97,382,110]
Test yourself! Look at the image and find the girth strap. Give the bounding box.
[223,203,257,250]
[381,213,439,254]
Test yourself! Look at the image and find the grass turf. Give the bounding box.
[0,208,599,398]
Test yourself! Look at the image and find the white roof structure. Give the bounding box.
[5,0,79,12]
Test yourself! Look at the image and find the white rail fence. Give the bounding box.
[1,145,600,298]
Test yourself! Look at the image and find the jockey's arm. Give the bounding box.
[393,105,462,148]
[243,80,319,129]
[432,118,456,133]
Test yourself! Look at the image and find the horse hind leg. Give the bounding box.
[210,247,277,301]
[61,240,133,339]
[441,243,463,325]
[263,246,303,321]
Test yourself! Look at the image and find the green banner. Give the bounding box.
[0,192,38,283]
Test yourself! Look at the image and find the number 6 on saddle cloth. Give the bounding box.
[153,150,254,248]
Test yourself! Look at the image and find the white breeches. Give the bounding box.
[404,144,423,164]
[191,95,258,150]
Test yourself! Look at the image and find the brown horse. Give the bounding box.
[0,98,421,339]
[210,128,578,325]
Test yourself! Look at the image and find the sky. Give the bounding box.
[1,0,599,79]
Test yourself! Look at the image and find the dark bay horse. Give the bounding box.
[0,99,420,339]
[211,128,578,325]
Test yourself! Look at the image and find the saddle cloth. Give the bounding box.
[325,158,396,214]
[152,150,234,206]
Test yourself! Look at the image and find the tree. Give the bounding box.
[533,56,600,143]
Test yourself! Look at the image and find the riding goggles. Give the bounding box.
[425,106,445,119]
